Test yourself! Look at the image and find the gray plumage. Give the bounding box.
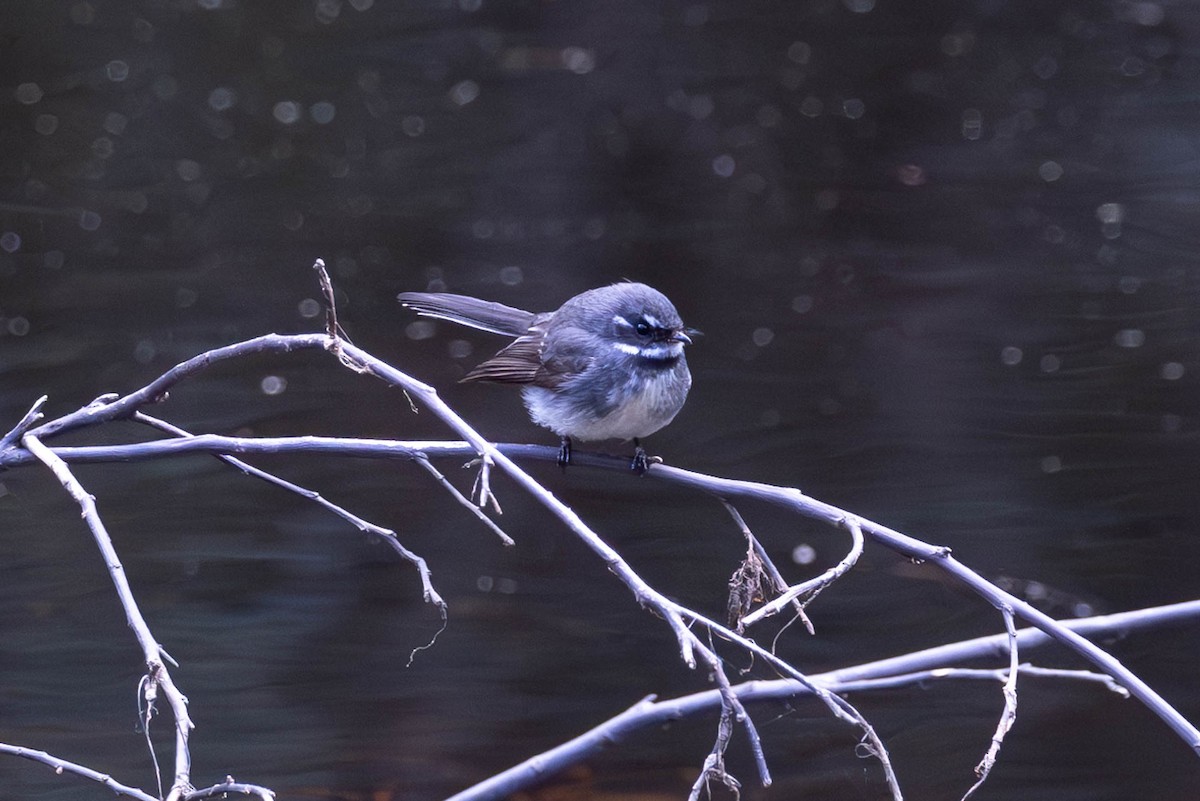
[398,283,694,447]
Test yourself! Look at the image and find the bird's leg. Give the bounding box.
[631,438,649,475]
[557,435,573,471]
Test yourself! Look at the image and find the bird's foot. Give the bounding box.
[557,436,573,472]
[631,446,649,475]
[630,438,663,475]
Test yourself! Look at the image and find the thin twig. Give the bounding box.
[961,606,1019,800]
[138,673,163,799]
[689,634,772,792]
[721,499,804,633]
[24,333,334,442]
[469,453,502,513]
[414,455,513,545]
[1009,666,1128,695]
[740,516,865,629]
[130,413,449,612]
[313,258,349,345]
[721,501,790,593]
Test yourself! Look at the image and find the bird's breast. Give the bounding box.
[521,359,690,441]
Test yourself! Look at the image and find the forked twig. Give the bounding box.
[469,453,502,514]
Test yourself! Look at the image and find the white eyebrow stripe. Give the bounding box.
[642,314,662,328]
[613,315,634,329]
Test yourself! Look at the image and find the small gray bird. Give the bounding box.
[398,282,695,473]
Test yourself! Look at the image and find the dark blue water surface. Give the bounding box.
[2,1,1198,799]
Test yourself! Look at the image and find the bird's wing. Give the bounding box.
[461,333,545,384]
[529,325,597,389]
[397,292,537,337]
[462,323,598,388]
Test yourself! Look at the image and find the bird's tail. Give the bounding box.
[397,292,537,336]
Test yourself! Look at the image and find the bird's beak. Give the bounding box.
[671,327,700,345]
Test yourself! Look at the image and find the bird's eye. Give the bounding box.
[634,319,651,336]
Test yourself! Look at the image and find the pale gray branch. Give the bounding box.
[447,601,1200,801]
[0,742,158,801]
[20,434,195,797]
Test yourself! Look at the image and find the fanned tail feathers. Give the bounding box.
[397,292,537,336]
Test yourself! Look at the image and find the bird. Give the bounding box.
[397,282,695,473]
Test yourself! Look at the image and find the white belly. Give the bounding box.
[522,367,689,441]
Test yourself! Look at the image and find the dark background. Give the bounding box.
[2,0,1199,798]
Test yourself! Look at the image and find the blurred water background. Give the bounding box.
[1,1,1198,798]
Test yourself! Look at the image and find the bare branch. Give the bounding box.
[448,601,1200,801]
[20,434,196,797]
[7,328,1191,757]
[0,743,159,801]
[636,460,1200,757]
[689,634,771,792]
[469,453,502,514]
[668,599,902,800]
[25,333,333,442]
